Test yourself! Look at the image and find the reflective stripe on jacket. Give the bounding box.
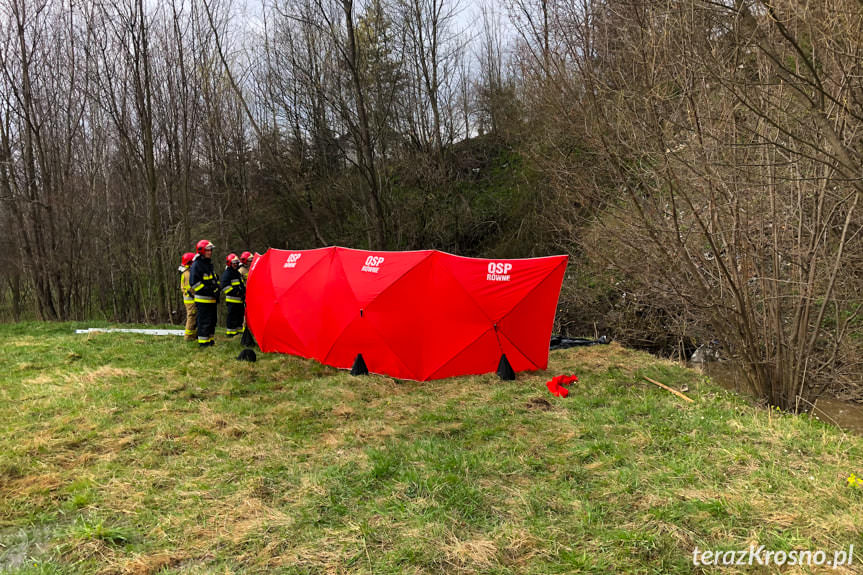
[180,269,194,304]
[189,257,219,303]
[220,266,246,304]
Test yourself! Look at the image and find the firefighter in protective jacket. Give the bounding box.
[221,253,245,337]
[189,239,219,347]
[238,251,253,280]
[179,252,197,341]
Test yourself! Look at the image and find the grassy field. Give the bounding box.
[1,323,862,574]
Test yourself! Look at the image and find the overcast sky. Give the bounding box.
[233,0,488,31]
[229,0,506,56]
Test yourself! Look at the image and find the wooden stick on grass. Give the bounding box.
[643,376,694,403]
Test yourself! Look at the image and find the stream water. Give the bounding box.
[692,361,863,435]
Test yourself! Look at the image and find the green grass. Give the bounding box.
[1,322,862,574]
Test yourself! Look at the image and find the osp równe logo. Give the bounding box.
[487,262,512,282]
[362,256,385,273]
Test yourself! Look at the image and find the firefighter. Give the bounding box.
[221,253,245,337]
[238,251,254,280]
[189,239,219,347]
[179,252,197,342]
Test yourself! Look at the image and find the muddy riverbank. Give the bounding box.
[692,361,863,435]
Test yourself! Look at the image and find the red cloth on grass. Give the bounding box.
[546,374,578,397]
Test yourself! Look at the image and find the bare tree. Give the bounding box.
[396,0,462,153]
[0,0,105,320]
[528,0,863,408]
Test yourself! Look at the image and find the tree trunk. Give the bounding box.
[342,0,386,250]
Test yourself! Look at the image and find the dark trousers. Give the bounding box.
[196,302,217,344]
[226,302,245,336]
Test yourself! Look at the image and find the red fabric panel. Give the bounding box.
[248,247,335,356]
[426,328,502,380]
[442,254,565,321]
[245,248,568,381]
[498,258,568,369]
[362,255,435,378]
[323,315,417,380]
[314,254,361,361]
[334,248,433,306]
[364,253,493,379]
[244,250,274,350]
[268,247,333,298]
[273,248,335,357]
[260,300,306,355]
[496,331,539,372]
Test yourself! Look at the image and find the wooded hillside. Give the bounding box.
[0,0,860,408]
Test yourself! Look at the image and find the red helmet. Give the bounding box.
[226,253,240,266]
[240,251,253,265]
[196,239,214,255]
[181,252,195,267]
